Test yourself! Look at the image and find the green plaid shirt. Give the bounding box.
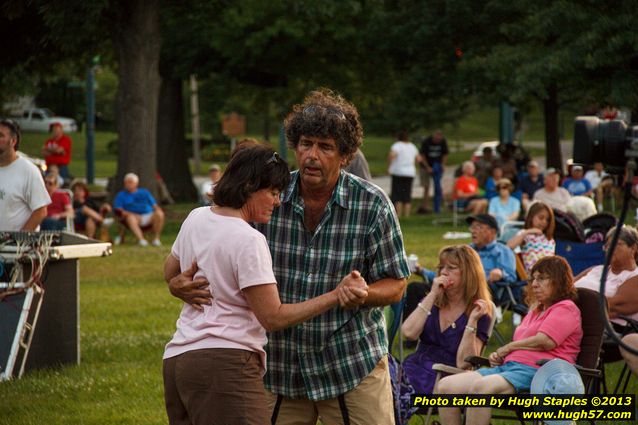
[255,170,410,401]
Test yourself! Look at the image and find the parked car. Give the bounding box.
[471,140,500,162]
[12,108,78,133]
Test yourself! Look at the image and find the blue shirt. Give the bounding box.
[562,177,592,196]
[518,174,544,199]
[471,240,517,283]
[113,188,156,214]
[488,196,521,228]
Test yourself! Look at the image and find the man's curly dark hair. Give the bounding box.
[284,88,363,164]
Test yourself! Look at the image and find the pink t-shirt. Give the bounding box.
[163,207,276,374]
[505,300,582,367]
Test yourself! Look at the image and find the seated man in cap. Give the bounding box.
[533,168,572,212]
[200,164,221,205]
[467,214,517,286]
[562,165,593,197]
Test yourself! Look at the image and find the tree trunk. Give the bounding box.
[157,77,198,202]
[543,83,563,171]
[112,0,161,197]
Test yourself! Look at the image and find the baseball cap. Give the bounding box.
[572,165,583,171]
[466,214,498,231]
[527,160,539,168]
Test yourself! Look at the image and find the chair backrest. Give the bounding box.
[555,240,605,276]
[574,287,605,370]
[484,300,498,348]
[553,209,586,242]
[61,189,75,232]
[498,220,525,243]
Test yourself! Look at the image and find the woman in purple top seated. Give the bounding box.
[401,245,493,395]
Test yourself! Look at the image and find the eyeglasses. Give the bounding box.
[437,263,459,272]
[530,275,551,284]
[266,151,281,165]
[302,105,346,121]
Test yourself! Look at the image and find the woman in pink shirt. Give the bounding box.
[162,144,368,425]
[436,256,583,425]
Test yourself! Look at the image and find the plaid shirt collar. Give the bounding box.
[282,169,349,210]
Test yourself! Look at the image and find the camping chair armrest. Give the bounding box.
[464,355,490,368]
[432,363,466,375]
[574,365,602,379]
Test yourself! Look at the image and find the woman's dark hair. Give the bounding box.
[284,88,363,165]
[213,144,290,208]
[396,130,409,142]
[0,118,21,150]
[525,201,555,240]
[527,256,576,309]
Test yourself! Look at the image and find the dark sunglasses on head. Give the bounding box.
[266,151,281,165]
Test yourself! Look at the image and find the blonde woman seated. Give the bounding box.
[436,256,583,425]
[401,245,493,397]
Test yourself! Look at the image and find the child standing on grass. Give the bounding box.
[507,201,556,275]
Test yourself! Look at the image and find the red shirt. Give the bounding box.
[454,175,479,199]
[43,135,72,166]
[47,190,71,216]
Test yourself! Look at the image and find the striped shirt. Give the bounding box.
[255,170,410,400]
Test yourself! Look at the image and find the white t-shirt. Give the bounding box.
[200,181,214,203]
[0,156,50,230]
[388,141,419,177]
[163,207,276,374]
[584,170,609,189]
[575,265,638,325]
[532,187,571,212]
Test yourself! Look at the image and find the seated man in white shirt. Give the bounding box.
[532,167,571,212]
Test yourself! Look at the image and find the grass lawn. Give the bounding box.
[1,203,635,424]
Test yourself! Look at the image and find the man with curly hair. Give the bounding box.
[169,89,410,424]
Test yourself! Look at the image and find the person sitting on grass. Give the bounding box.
[71,180,113,239]
[113,173,164,247]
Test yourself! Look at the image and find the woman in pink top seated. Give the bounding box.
[436,256,583,425]
[162,144,368,425]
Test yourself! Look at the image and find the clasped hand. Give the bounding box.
[336,270,369,309]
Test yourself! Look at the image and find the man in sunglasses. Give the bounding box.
[168,89,410,424]
[0,119,50,231]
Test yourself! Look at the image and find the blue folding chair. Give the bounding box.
[555,240,605,275]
